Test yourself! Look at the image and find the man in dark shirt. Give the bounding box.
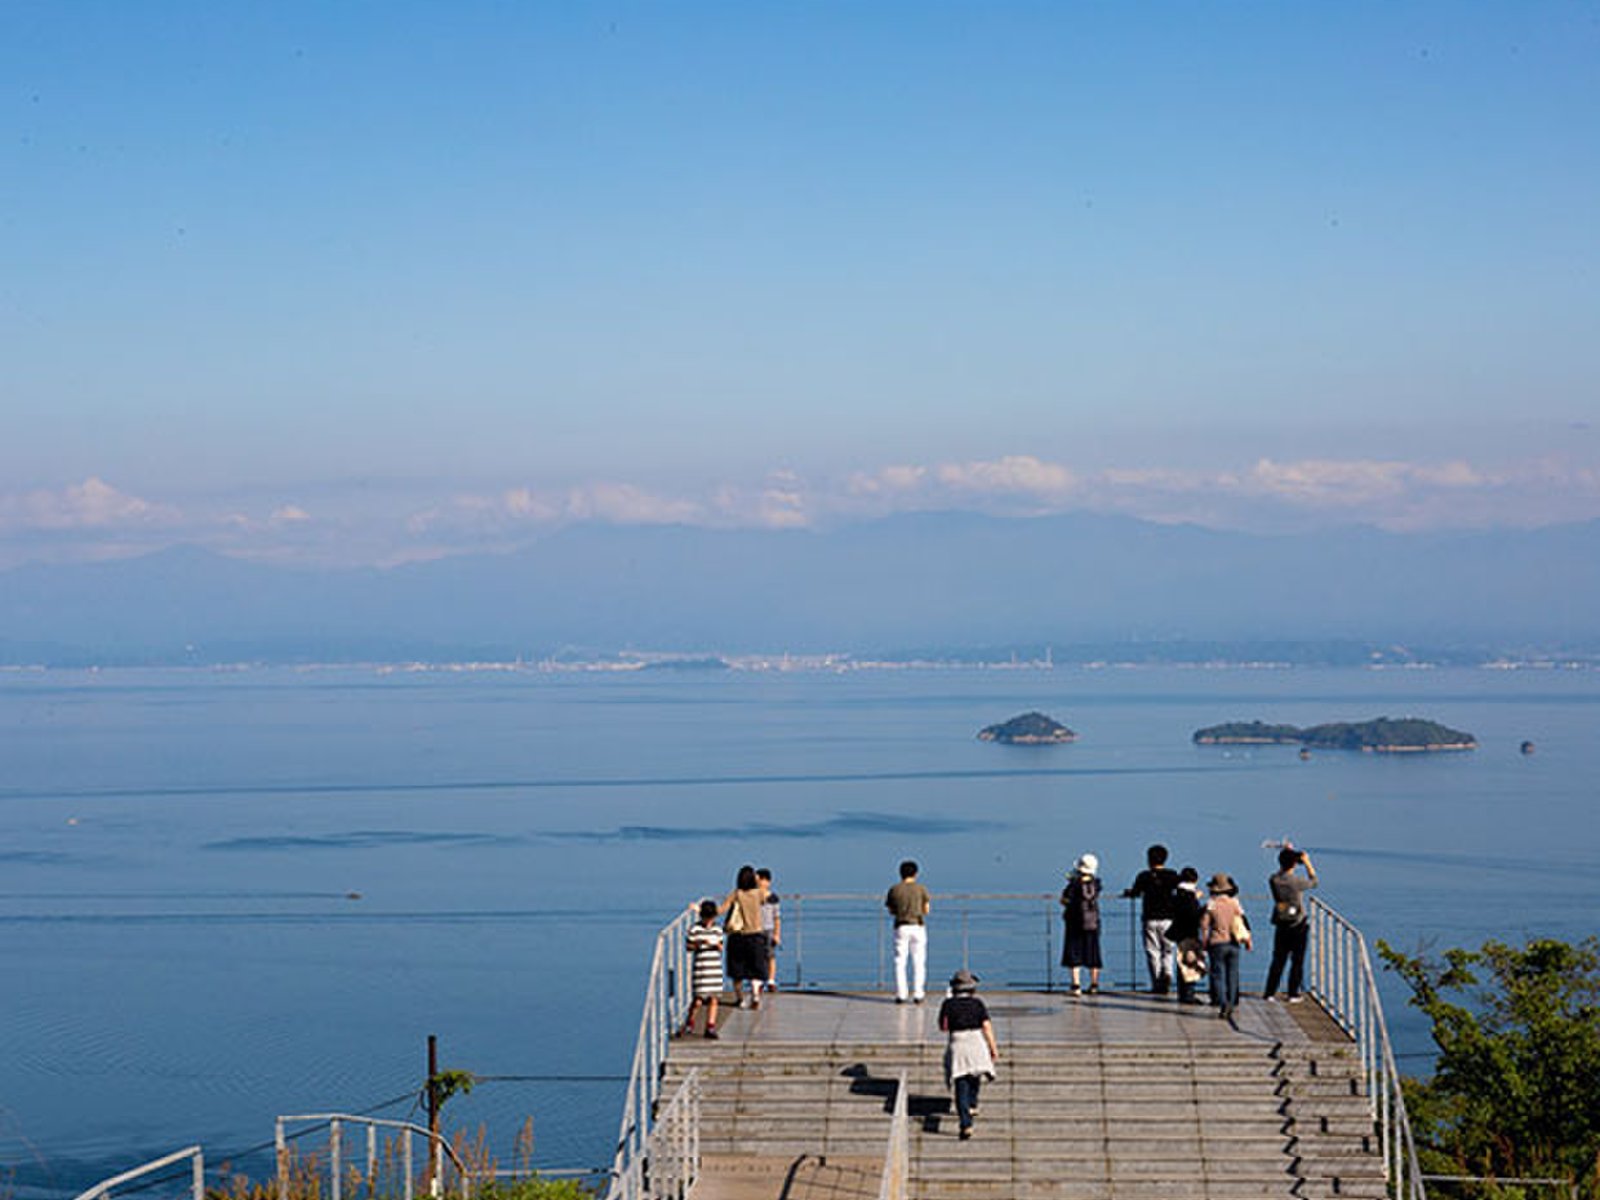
[1121,843,1180,994]
[1264,843,1318,1002]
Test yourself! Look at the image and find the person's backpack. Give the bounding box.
[1078,877,1101,932]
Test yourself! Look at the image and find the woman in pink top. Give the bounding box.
[1198,873,1251,1020]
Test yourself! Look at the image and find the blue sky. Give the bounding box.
[2,2,1597,564]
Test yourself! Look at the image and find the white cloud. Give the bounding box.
[7,449,1600,570]
[848,464,928,496]
[0,477,179,531]
[562,482,702,525]
[935,455,1076,496]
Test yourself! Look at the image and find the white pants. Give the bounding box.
[894,924,927,1000]
[1142,918,1175,988]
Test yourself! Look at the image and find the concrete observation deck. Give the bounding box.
[665,988,1385,1200]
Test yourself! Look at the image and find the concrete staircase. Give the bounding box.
[665,1037,1387,1200]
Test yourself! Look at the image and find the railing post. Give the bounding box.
[1127,895,1137,991]
[331,1119,342,1200]
[793,895,804,987]
[960,899,970,971]
[877,907,886,990]
[192,1151,205,1200]
[1044,896,1054,992]
[403,1132,414,1200]
[276,1118,289,1200]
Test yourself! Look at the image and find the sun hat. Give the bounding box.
[949,969,980,992]
[1074,853,1099,876]
[1206,872,1238,896]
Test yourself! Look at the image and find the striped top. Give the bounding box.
[688,923,725,996]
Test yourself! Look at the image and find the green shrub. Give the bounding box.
[1380,936,1600,1198]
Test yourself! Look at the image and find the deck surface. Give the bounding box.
[699,985,1339,1047]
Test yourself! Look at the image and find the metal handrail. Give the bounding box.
[274,1113,470,1200]
[604,907,695,1200]
[639,1069,700,1200]
[1305,896,1427,1200]
[876,1072,910,1200]
[73,1146,204,1200]
[783,891,1154,991]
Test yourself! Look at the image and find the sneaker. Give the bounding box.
[895,997,907,1005]
[751,998,760,1010]
[1087,983,1099,995]
[913,996,925,1005]
[704,1028,719,1040]
[958,1127,973,1141]
[1069,985,1082,997]
[1286,994,1304,1004]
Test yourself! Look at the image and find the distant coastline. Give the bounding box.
[3,652,1600,675]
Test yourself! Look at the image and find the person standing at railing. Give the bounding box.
[757,867,782,992]
[939,969,998,1141]
[1121,843,1180,995]
[1165,866,1208,1006]
[1199,873,1251,1020]
[1060,853,1104,996]
[718,864,770,1009]
[886,859,931,1004]
[1262,843,1318,1004]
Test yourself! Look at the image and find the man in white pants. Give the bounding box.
[885,859,931,1003]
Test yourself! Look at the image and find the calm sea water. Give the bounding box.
[2,665,1597,1196]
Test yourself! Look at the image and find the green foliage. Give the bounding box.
[1192,720,1304,744]
[473,1177,599,1200]
[1378,936,1600,1197]
[978,711,1076,743]
[1301,716,1475,750]
[428,1069,478,1110]
[1193,716,1477,749]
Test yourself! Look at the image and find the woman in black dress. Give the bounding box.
[1060,853,1103,995]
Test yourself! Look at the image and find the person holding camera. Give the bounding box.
[1263,843,1318,1003]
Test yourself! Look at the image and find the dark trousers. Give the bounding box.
[953,1074,982,1130]
[1264,921,1310,998]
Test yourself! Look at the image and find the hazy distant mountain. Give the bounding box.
[3,513,1598,664]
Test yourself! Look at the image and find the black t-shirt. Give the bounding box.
[1166,886,1204,942]
[939,994,989,1032]
[1126,867,1180,920]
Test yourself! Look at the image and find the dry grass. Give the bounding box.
[208,1120,597,1200]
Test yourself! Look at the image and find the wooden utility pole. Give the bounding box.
[425,1034,440,1197]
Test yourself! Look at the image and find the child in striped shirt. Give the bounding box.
[682,899,725,1040]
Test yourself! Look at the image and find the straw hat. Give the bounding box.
[1206,872,1238,896]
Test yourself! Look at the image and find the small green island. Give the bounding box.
[978,711,1078,744]
[1193,716,1477,753]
